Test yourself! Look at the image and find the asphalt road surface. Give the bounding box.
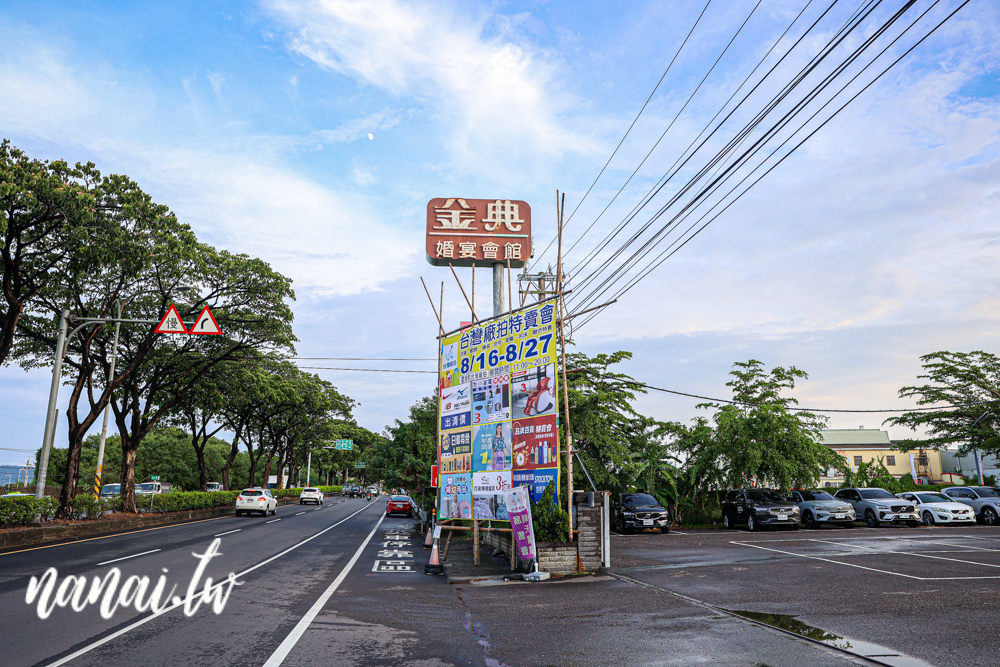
[6,503,996,667]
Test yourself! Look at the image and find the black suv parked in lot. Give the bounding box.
[722,489,800,531]
[612,493,670,534]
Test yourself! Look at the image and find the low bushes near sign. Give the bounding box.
[529,481,568,542]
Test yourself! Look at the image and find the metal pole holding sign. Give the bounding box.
[36,310,69,500]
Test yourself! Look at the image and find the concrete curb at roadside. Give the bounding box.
[0,494,322,554]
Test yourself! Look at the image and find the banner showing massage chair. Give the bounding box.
[438,300,561,517]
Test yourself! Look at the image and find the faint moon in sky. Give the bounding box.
[367,133,374,140]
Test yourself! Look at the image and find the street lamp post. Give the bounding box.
[35,310,69,500]
[971,410,990,486]
[34,311,161,501]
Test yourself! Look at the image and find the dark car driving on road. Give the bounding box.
[722,489,800,531]
[612,493,670,534]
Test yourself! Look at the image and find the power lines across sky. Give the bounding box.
[529,0,969,331]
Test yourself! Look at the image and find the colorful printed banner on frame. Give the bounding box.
[473,422,511,472]
[504,485,537,563]
[512,468,559,503]
[438,300,561,520]
[441,472,472,520]
[440,430,471,473]
[472,471,512,520]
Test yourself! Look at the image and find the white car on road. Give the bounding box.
[299,488,324,505]
[236,488,277,516]
[896,491,976,526]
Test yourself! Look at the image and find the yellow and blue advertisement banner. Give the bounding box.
[438,301,561,520]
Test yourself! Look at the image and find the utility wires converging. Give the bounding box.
[527,0,968,331]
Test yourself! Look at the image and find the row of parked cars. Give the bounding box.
[721,485,1000,530]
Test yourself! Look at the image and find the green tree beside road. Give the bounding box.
[886,351,1000,458]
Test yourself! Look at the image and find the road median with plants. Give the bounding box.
[0,485,342,552]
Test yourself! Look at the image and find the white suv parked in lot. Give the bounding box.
[299,488,324,505]
[236,488,277,516]
[897,491,975,526]
[942,486,1000,525]
[834,487,920,527]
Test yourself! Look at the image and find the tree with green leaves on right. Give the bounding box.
[885,351,1000,460]
[693,360,840,490]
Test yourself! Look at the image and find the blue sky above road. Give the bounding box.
[2,0,999,464]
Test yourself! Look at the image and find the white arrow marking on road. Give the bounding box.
[43,503,377,667]
[96,549,161,566]
[262,512,387,667]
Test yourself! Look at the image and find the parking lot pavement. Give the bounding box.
[609,525,1000,667]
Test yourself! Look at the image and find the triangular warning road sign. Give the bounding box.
[189,305,223,335]
[154,304,188,334]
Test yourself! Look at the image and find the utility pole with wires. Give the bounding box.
[517,266,561,306]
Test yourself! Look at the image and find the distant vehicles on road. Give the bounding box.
[236,488,277,516]
[722,489,800,531]
[136,481,169,495]
[343,484,362,498]
[834,488,920,528]
[386,495,414,517]
[99,483,121,497]
[205,482,223,492]
[786,490,855,529]
[299,488,324,505]
[897,491,975,526]
[612,492,671,534]
[942,486,1000,525]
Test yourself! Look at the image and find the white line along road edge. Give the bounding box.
[45,503,376,667]
[262,512,386,667]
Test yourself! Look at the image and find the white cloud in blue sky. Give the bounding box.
[1,0,998,463]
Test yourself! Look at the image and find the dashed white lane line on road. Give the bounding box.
[295,512,306,516]
[45,503,378,667]
[96,549,161,566]
[262,511,387,667]
[214,529,242,537]
[266,518,282,524]
[313,507,323,511]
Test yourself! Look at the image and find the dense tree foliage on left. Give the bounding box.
[1,141,361,516]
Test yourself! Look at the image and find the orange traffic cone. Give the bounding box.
[423,525,434,549]
[425,535,444,575]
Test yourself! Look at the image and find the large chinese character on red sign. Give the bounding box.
[425,198,531,268]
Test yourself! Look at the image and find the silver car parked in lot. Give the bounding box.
[786,489,856,529]
[942,486,1000,525]
[834,487,920,527]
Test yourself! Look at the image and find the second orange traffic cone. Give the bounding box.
[424,527,444,575]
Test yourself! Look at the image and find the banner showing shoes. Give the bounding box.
[438,299,561,517]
